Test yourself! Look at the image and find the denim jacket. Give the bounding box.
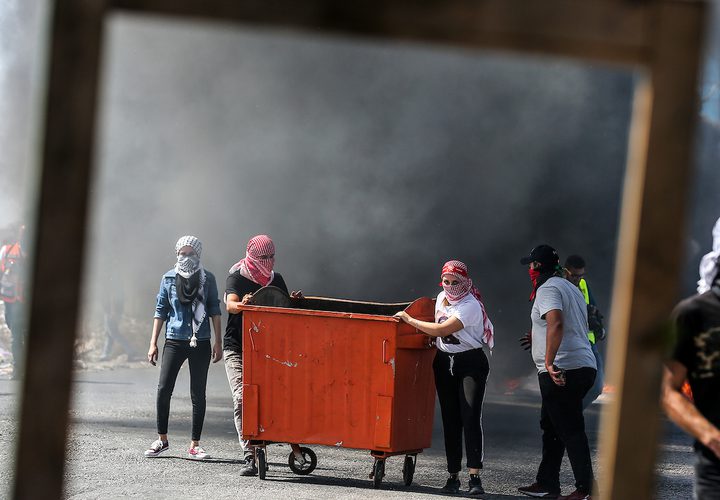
[154,268,221,341]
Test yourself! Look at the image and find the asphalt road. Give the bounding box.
[0,364,696,499]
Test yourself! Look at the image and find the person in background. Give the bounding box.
[0,224,27,380]
[395,260,493,496]
[144,235,222,460]
[662,217,720,499]
[99,272,135,361]
[224,234,302,476]
[564,255,606,409]
[518,245,596,500]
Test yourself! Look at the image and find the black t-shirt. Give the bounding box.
[223,271,288,353]
[671,291,720,462]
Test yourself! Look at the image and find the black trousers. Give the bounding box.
[536,367,596,494]
[156,339,211,441]
[433,348,490,473]
[695,450,720,500]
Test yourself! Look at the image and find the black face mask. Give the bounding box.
[534,262,561,287]
[176,272,200,304]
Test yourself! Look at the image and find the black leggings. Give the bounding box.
[156,339,211,441]
[433,348,490,473]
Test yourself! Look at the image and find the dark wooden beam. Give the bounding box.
[110,0,653,65]
[598,1,706,499]
[12,0,106,498]
[15,1,707,500]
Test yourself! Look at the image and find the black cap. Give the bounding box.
[520,244,559,266]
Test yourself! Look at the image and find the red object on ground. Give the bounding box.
[241,296,436,454]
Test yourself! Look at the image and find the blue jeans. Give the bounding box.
[582,342,604,409]
[695,450,720,500]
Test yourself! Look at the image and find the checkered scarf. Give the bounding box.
[440,260,495,350]
[229,235,275,286]
[175,235,202,258]
[174,236,206,343]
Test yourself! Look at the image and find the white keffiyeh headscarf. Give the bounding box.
[697,217,720,294]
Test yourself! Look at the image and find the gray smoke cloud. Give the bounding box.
[0,0,41,233]
[1,6,718,384]
[82,14,636,380]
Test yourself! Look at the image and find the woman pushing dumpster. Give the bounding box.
[395,259,493,496]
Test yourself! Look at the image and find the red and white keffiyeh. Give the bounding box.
[229,235,275,286]
[440,260,495,349]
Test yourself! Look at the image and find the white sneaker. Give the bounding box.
[144,439,169,458]
[188,446,209,460]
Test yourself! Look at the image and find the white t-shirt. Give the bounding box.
[434,291,487,353]
[531,276,596,373]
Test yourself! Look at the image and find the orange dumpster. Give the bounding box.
[240,288,436,488]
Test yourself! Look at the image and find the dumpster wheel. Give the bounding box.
[402,455,416,486]
[372,459,385,489]
[257,448,267,480]
[288,447,317,475]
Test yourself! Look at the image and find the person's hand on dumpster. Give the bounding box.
[290,290,304,299]
[519,331,532,351]
[394,311,410,323]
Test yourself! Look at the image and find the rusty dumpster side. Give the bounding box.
[241,297,436,454]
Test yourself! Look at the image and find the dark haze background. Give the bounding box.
[0,4,719,384]
[87,15,634,381]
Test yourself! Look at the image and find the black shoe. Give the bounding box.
[239,460,258,476]
[469,475,485,495]
[518,482,560,498]
[441,476,461,494]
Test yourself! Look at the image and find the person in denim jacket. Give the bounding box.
[144,235,222,460]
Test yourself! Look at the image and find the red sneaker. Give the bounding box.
[188,446,209,460]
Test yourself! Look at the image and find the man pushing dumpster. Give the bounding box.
[223,235,301,476]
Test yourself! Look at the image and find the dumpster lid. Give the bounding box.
[241,289,434,323]
[248,286,292,308]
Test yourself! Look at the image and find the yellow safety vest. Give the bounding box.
[578,278,596,344]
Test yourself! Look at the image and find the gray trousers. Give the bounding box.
[224,349,251,458]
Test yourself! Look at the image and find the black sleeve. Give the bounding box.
[226,272,244,297]
[671,300,699,370]
[272,273,290,294]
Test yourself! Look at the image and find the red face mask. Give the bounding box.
[528,267,541,300]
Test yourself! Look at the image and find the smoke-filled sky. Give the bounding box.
[1,4,720,381]
[0,0,41,231]
[79,14,636,378]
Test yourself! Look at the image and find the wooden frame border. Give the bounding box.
[12,1,706,499]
